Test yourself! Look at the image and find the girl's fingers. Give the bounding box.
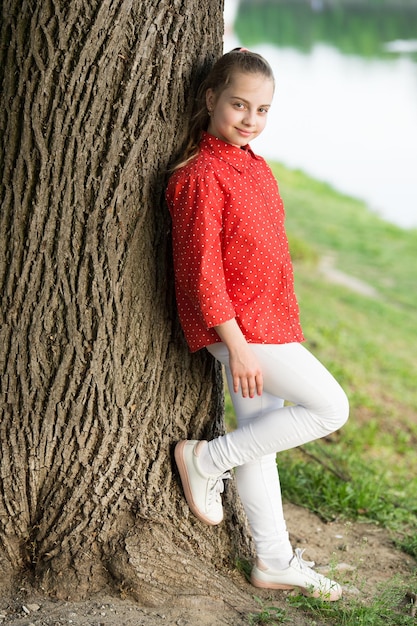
[243,374,263,398]
[256,372,264,396]
[240,378,249,397]
[233,375,240,394]
[231,366,263,397]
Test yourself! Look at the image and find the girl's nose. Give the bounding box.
[243,109,256,126]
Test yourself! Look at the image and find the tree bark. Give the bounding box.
[0,0,253,605]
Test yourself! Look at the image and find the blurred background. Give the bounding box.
[224,0,417,229]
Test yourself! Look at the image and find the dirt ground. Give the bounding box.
[1,502,415,626]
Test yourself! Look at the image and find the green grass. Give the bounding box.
[287,574,417,625]
[248,596,289,624]
[275,163,417,311]
[225,162,417,624]
[272,163,417,511]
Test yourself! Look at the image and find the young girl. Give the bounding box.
[166,49,349,601]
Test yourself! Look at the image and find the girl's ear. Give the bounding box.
[206,88,216,111]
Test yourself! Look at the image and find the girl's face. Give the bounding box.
[206,71,274,148]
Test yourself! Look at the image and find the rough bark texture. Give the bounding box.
[0,0,253,605]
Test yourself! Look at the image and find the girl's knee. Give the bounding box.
[328,387,349,432]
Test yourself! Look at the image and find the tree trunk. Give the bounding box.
[0,0,253,606]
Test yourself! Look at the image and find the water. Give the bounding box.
[225,1,417,229]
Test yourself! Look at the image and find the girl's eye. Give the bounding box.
[233,102,245,109]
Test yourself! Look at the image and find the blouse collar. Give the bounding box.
[200,131,261,172]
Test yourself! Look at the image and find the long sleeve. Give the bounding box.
[167,166,236,329]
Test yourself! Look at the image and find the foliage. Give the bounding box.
[396,533,417,560]
[235,1,417,59]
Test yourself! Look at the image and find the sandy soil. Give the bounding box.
[1,502,415,626]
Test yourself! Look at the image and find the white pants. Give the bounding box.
[206,342,349,567]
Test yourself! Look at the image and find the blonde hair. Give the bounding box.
[170,48,274,171]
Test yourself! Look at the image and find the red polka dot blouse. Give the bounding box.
[166,132,304,352]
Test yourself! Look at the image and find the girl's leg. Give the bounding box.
[206,342,348,569]
[215,350,293,569]
[175,342,347,599]
[235,455,293,569]
[206,342,349,472]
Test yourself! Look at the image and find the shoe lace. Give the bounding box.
[294,548,338,597]
[294,548,319,578]
[208,472,231,506]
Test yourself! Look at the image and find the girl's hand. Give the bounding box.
[214,318,263,397]
[229,344,263,398]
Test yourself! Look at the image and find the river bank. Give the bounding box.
[228,0,417,229]
[240,0,417,10]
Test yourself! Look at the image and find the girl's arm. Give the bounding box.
[214,319,263,398]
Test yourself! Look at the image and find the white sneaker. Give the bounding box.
[174,440,230,526]
[251,548,342,601]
